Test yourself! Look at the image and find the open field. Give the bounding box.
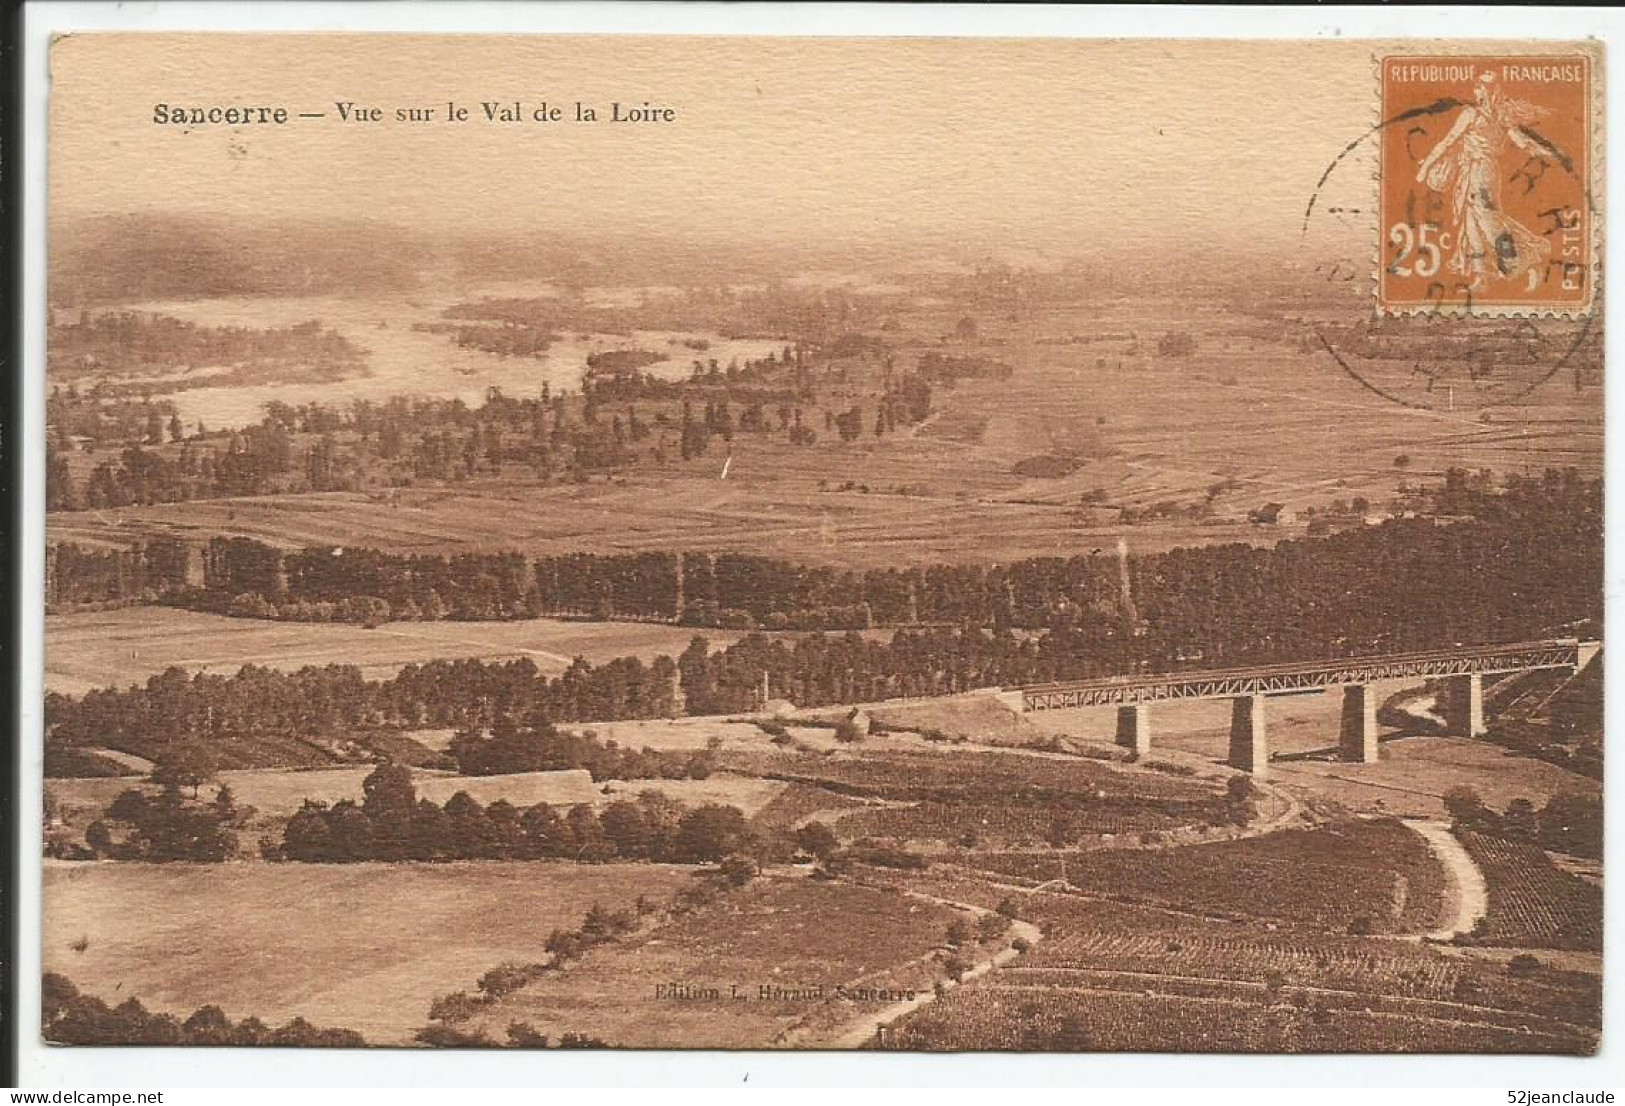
[45,298,1602,572]
[460,874,964,1048]
[213,766,604,820]
[41,713,1602,1051]
[46,607,738,696]
[850,693,1045,745]
[710,744,1231,849]
[43,861,700,1044]
[44,474,1273,569]
[576,707,1040,757]
[1270,738,1600,821]
[582,718,770,753]
[594,775,788,816]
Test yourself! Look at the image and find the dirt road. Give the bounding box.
[1406,819,1489,939]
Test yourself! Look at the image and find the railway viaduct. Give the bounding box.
[998,639,1600,777]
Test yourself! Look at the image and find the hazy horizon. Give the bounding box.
[52,35,1395,258]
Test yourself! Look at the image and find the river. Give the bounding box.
[101,285,787,430]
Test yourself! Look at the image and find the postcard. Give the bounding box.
[40,33,1604,1053]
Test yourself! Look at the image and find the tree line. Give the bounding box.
[47,326,945,512]
[80,782,240,862]
[47,419,309,509]
[446,718,712,779]
[45,656,679,771]
[1443,787,1602,860]
[45,472,1600,770]
[273,764,758,865]
[43,973,366,1047]
[49,312,360,381]
[48,387,185,448]
[47,472,1600,657]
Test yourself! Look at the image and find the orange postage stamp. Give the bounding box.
[1379,53,1597,315]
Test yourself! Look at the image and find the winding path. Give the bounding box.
[809,886,1042,1049]
[1405,819,1489,940]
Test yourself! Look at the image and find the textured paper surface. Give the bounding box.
[42,34,1605,1055]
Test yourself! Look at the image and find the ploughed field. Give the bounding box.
[43,861,699,1045]
[955,818,1447,934]
[40,741,1605,1051]
[880,984,1597,1053]
[41,744,1300,1050]
[1458,831,1603,951]
[873,854,1600,1054]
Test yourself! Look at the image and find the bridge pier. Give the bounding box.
[1115,703,1151,756]
[1228,694,1268,776]
[1338,684,1379,763]
[1441,673,1486,737]
[1010,641,1592,760]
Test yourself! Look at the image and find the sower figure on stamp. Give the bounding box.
[1416,72,1553,293]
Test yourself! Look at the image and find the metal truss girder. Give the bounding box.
[1019,639,1584,712]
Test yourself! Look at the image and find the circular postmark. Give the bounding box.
[1300,54,1600,416]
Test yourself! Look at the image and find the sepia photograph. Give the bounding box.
[34,30,1605,1059]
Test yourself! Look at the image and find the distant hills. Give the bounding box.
[48,211,1001,306]
[49,213,433,305]
[48,210,1323,308]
